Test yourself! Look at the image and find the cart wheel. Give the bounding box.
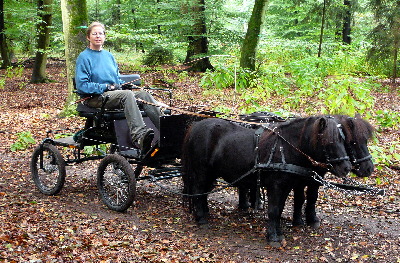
[31,143,66,195]
[97,154,136,212]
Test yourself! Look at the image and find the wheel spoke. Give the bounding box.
[31,144,66,195]
[97,154,136,212]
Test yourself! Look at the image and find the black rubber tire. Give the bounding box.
[97,154,136,212]
[31,143,66,195]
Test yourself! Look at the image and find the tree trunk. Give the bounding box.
[239,0,268,71]
[317,0,327,58]
[0,0,12,68]
[31,0,53,83]
[392,41,398,82]
[60,0,88,103]
[184,0,213,72]
[342,0,351,45]
[392,26,399,82]
[391,1,400,82]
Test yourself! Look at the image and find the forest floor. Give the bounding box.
[0,60,399,262]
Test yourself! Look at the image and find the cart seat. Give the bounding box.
[76,103,129,120]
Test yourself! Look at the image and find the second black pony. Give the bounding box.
[292,114,376,227]
[238,113,376,227]
[182,116,352,245]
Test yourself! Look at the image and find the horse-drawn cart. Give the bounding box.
[30,75,206,212]
[30,75,385,245]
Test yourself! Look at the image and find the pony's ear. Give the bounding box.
[354,113,361,119]
[347,117,355,129]
[317,117,328,133]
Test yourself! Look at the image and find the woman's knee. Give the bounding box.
[135,90,152,100]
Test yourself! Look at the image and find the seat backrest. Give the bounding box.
[120,74,141,86]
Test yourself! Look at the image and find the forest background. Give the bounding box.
[0,0,400,261]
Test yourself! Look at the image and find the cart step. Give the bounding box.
[52,136,80,147]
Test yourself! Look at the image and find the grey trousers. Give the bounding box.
[85,90,162,142]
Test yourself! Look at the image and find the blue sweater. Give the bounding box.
[75,48,123,97]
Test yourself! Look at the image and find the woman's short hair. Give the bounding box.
[86,21,105,37]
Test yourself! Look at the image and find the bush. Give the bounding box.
[11,131,35,151]
[200,65,258,90]
[142,46,174,66]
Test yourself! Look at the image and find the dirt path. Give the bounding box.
[0,66,399,262]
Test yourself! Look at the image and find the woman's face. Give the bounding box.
[87,25,105,50]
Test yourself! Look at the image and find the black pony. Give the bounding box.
[182,116,352,245]
[292,114,375,227]
[238,113,376,226]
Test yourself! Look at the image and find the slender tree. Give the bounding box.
[31,0,53,83]
[184,0,213,72]
[60,0,88,101]
[0,0,11,68]
[317,0,327,58]
[239,0,268,71]
[342,0,351,44]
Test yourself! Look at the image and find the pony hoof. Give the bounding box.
[292,219,305,227]
[268,240,284,248]
[307,221,321,229]
[196,217,208,226]
[238,206,250,211]
[198,223,210,230]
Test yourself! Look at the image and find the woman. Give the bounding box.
[75,21,160,155]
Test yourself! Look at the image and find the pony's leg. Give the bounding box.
[292,184,306,226]
[194,195,209,225]
[248,186,263,210]
[192,173,214,225]
[305,183,321,228]
[266,184,291,244]
[276,186,292,238]
[238,187,250,210]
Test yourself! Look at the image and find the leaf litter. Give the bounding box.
[0,62,399,262]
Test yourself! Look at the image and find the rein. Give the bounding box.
[137,98,335,169]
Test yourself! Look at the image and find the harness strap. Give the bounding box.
[354,154,372,164]
[256,162,316,177]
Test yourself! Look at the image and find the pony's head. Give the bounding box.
[335,114,375,177]
[307,116,352,177]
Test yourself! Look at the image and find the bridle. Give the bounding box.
[345,141,373,170]
[320,123,350,170]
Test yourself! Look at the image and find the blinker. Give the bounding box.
[337,124,345,140]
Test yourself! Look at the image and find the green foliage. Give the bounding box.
[5,65,24,78]
[142,46,175,66]
[375,110,400,130]
[200,66,259,91]
[83,144,108,156]
[213,105,233,117]
[53,133,74,139]
[10,131,36,152]
[318,76,376,116]
[59,102,78,118]
[369,140,400,170]
[0,78,5,89]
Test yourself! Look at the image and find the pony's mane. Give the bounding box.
[334,115,375,143]
[263,116,342,148]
